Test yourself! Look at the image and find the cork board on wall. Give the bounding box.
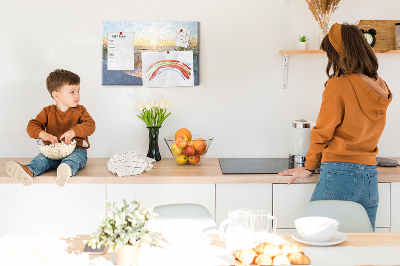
[357,20,400,50]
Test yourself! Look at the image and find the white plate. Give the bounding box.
[291,231,348,246]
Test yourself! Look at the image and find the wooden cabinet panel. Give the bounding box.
[215,184,272,226]
[107,184,215,219]
[0,184,106,236]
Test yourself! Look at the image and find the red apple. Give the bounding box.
[175,135,188,149]
[183,145,196,156]
[196,149,206,156]
[193,138,207,152]
[188,154,201,165]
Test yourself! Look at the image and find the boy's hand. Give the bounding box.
[59,129,75,145]
[39,131,58,145]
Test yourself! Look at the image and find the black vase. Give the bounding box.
[146,126,161,161]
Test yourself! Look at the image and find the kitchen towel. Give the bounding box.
[107,150,155,177]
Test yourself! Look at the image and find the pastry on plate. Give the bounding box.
[279,243,303,256]
[254,254,273,265]
[233,249,258,265]
[254,243,282,257]
[287,252,311,265]
[272,254,291,265]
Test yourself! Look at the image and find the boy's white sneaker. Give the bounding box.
[56,163,72,187]
[6,161,34,186]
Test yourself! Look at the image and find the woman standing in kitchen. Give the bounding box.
[278,23,392,230]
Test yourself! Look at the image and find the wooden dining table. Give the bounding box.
[0,233,399,265]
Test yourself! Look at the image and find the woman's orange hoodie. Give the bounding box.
[305,73,393,170]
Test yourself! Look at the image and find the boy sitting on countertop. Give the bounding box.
[6,69,96,187]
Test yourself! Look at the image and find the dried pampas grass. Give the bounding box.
[306,0,341,34]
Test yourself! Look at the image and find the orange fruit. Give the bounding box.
[175,128,192,141]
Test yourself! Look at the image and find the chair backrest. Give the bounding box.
[302,200,373,232]
[153,203,217,233]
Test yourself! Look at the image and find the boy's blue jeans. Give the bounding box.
[27,148,87,177]
[310,161,379,230]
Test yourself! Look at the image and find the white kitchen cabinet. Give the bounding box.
[391,183,400,232]
[377,183,391,228]
[272,183,391,230]
[215,184,272,226]
[107,184,215,219]
[273,184,316,229]
[0,184,106,237]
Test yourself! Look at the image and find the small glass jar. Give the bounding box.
[395,23,400,50]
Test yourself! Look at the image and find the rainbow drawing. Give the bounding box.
[145,60,192,81]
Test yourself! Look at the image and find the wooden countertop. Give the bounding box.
[1,158,399,185]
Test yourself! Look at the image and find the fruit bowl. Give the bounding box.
[37,139,76,160]
[164,136,213,165]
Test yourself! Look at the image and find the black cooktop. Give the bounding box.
[218,158,293,174]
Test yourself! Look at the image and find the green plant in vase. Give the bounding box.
[136,99,171,127]
[88,200,160,265]
[298,35,310,50]
[136,99,171,161]
[298,35,310,42]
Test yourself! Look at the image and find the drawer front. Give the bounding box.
[0,184,106,236]
[107,184,216,219]
[216,184,272,226]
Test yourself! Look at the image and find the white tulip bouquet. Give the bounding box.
[136,99,171,127]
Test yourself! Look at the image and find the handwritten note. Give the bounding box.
[175,28,191,48]
[107,32,135,70]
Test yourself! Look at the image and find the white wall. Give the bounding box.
[1,0,399,159]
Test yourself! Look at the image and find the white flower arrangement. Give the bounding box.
[88,200,160,251]
[136,99,171,127]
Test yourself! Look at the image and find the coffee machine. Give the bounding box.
[289,119,311,168]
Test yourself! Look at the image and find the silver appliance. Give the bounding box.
[289,119,312,168]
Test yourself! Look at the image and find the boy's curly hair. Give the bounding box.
[46,69,80,97]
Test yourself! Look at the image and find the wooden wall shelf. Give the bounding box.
[280,49,400,89]
[280,50,400,54]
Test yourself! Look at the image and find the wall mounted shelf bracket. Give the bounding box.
[282,53,290,89]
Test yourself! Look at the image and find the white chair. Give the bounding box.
[153,203,217,233]
[302,200,373,232]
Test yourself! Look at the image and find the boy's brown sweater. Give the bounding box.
[27,105,96,149]
[305,73,392,170]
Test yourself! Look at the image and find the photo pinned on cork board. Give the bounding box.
[102,21,199,86]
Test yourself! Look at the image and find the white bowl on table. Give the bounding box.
[295,216,339,243]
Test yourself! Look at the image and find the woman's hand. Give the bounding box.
[278,167,312,185]
[59,129,75,145]
[39,131,58,145]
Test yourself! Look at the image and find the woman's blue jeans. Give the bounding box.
[310,162,379,230]
[27,148,87,177]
